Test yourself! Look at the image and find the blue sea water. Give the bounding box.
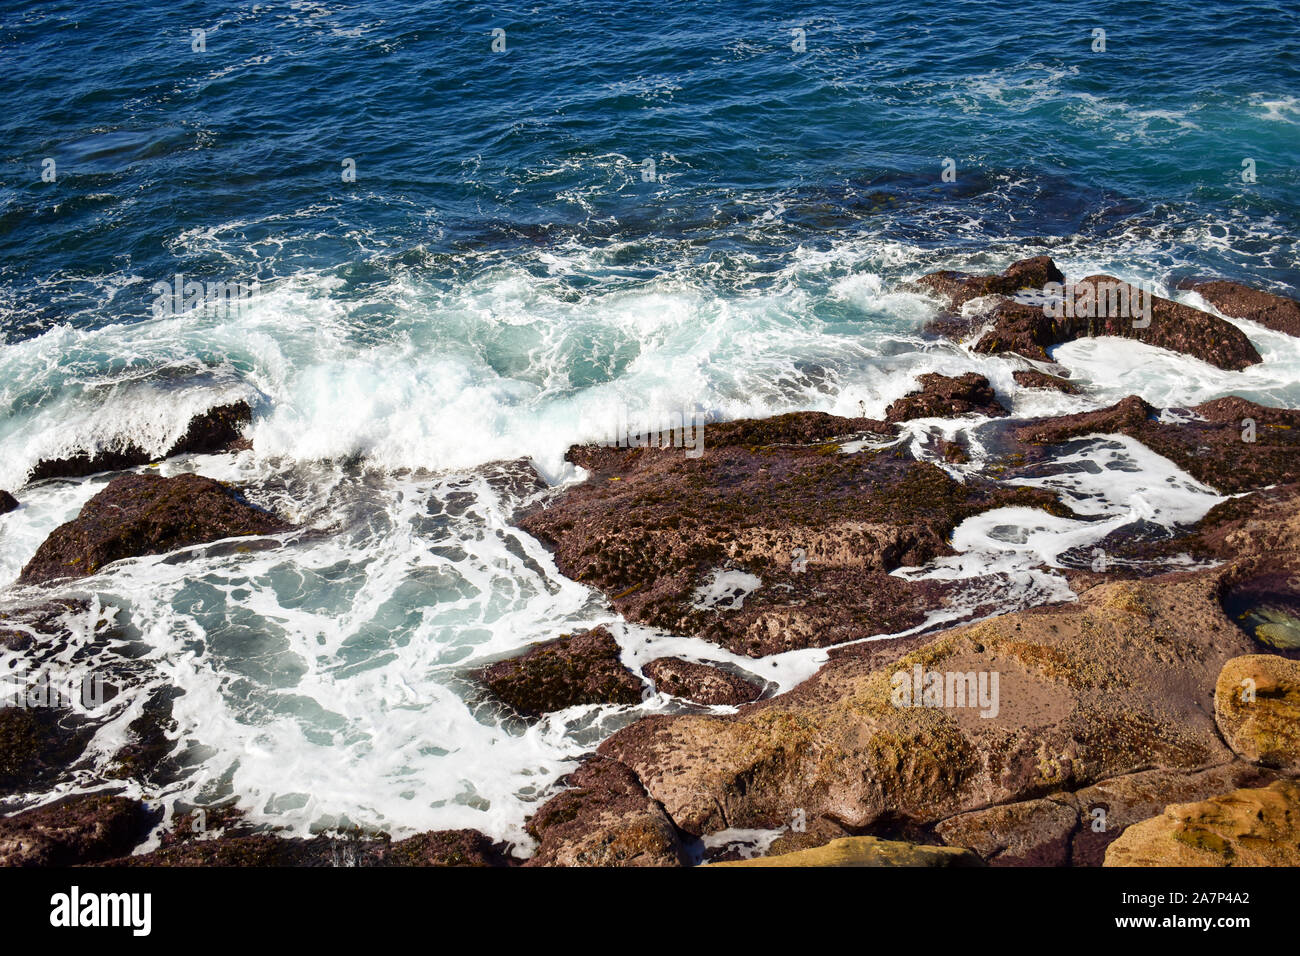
[0,1,1297,848]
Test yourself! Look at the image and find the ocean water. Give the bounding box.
[1,0,1298,849]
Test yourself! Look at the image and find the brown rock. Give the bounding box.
[1012,369,1078,394]
[385,829,515,866]
[520,411,1069,656]
[710,835,982,867]
[1215,655,1300,772]
[525,757,688,867]
[935,797,1077,866]
[884,373,1007,422]
[1184,279,1300,338]
[0,794,154,866]
[0,707,96,796]
[26,400,253,485]
[915,255,1065,310]
[481,626,643,718]
[17,472,292,585]
[643,657,761,706]
[1104,780,1300,866]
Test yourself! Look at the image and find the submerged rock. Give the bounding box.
[1215,655,1300,773]
[0,794,155,866]
[884,372,1007,422]
[710,834,982,867]
[1221,572,1300,650]
[525,757,689,867]
[1104,779,1300,867]
[17,472,292,585]
[643,657,762,706]
[1182,279,1300,338]
[25,400,253,485]
[480,626,643,718]
[519,411,1069,656]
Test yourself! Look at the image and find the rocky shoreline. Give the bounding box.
[3,257,1299,866]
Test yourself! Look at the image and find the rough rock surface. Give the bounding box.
[17,472,292,585]
[597,567,1255,838]
[525,757,688,867]
[915,255,1065,310]
[384,829,516,867]
[1214,655,1300,773]
[0,707,94,796]
[1183,279,1300,338]
[934,797,1078,866]
[1013,395,1300,495]
[643,657,762,706]
[1012,369,1078,394]
[710,834,982,867]
[0,794,155,866]
[519,411,1069,656]
[25,401,253,485]
[481,626,642,717]
[1104,780,1300,866]
[0,491,17,514]
[884,373,1007,422]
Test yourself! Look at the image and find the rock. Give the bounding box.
[0,597,113,652]
[1215,655,1300,773]
[525,757,688,867]
[1068,763,1279,866]
[884,373,1007,422]
[0,491,17,514]
[1104,780,1300,866]
[709,835,982,867]
[932,275,1262,372]
[17,472,292,585]
[1012,369,1078,394]
[597,566,1255,839]
[1013,395,1300,495]
[643,658,761,706]
[1183,279,1300,338]
[107,833,390,867]
[519,411,1069,656]
[106,688,181,785]
[915,255,1065,311]
[0,794,155,866]
[0,707,95,796]
[481,626,642,718]
[935,797,1077,866]
[385,829,516,867]
[25,401,253,485]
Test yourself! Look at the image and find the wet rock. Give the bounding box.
[17,472,292,585]
[597,567,1255,839]
[1104,779,1300,866]
[519,411,1069,656]
[915,255,1065,311]
[26,401,253,485]
[0,794,155,866]
[1214,655,1300,773]
[0,707,95,796]
[710,835,982,867]
[935,797,1077,866]
[1182,279,1300,338]
[1221,571,1300,651]
[1013,395,1300,495]
[481,626,643,718]
[525,757,688,867]
[385,829,516,867]
[643,657,761,706]
[1012,369,1078,394]
[0,491,17,515]
[106,688,181,785]
[884,373,1007,422]
[0,598,109,652]
[108,833,391,867]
